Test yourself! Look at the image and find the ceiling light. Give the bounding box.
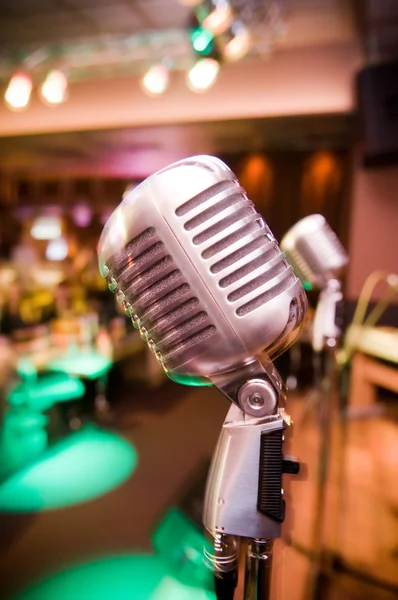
[40,70,68,105]
[186,58,220,92]
[197,0,233,35]
[141,64,170,96]
[178,0,202,5]
[4,73,33,110]
[191,23,215,55]
[222,21,251,61]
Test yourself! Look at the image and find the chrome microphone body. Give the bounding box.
[280,214,348,290]
[281,214,348,351]
[98,155,307,600]
[99,156,307,394]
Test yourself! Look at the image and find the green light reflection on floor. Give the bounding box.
[0,426,137,512]
[14,554,216,600]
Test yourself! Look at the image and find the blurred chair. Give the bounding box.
[1,364,86,478]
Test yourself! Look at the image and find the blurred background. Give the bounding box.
[0,1,397,599]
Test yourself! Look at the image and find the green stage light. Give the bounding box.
[188,12,219,59]
[0,425,137,512]
[191,25,215,55]
[14,554,216,600]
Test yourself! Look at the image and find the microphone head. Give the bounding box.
[98,155,307,386]
[280,214,348,289]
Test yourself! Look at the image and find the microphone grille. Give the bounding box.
[99,155,308,380]
[175,181,297,317]
[103,226,217,370]
[281,215,348,287]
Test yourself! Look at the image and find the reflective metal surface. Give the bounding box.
[280,214,348,289]
[98,155,307,386]
[203,403,285,540]
[244,539,274,600]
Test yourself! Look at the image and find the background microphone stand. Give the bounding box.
[304,278,344,600]
[279,214,349,599]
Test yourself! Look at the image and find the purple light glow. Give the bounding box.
[73,204,93,228]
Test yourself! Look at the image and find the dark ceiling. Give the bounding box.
[1,1,397,75]
[0,0,189,54]
[5,1,398,182]
[0,1,356,181]
[2,1,397,61]
[353,0,398,61]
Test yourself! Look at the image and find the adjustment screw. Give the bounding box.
[248,392,265,410]
[237,379,278,417]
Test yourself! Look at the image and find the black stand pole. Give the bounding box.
[244,539,274,600]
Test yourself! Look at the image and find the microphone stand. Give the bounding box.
[204,358,300,600]
[304,279,343,600]
[244,539,274,600]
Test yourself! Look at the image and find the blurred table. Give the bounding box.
[15,326,165,390]
[348,352,398,408]
[47,348,112,380]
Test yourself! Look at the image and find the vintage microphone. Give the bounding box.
[98,155,308,600]
[280,214,348,353]
[281,214,348,600]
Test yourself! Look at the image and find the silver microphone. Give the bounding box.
[280,214,348,290]
[98,155,307,391]
[98,155,307,594]
[281,214,348,351]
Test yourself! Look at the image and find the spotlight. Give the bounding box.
[221,21,251,62]
[186,58,220,92]
[195,0,233,35]
[141,64,170,96]
[39,70,68,105]
[190,19,216,56]
[4,73,33,110]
